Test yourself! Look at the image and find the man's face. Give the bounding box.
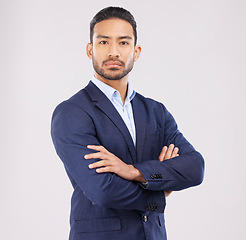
[87,18,141,81]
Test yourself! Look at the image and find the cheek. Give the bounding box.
[92,47,106,59]
[124,52,135,65]
[92,54,104,67]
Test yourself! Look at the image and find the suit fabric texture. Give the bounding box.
[51,81,204,240]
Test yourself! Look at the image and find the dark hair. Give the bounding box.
[90,6,137,45]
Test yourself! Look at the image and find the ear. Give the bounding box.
[134,45,141,62]
[86,43,93,60]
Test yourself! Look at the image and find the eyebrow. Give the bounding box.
[118,36,133,40]
[96,35,133,40]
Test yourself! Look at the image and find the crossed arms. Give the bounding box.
[85,144,179,197]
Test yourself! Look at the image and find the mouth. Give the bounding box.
[104,61,123,68]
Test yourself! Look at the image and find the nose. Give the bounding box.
[108,43,120,58]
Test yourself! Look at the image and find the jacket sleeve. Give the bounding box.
[134,104,205,191]
[51,101,165,212]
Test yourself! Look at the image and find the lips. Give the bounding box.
[105,61,122,67]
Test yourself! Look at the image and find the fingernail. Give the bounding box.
[84,155,88,159]
[88,164,92,168]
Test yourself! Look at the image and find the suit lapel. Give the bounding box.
[85,81,137,163]
[131,94,147,163]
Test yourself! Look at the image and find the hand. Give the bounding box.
[85,145,146,182]
[159,144,179,197]
[159,144,179,161]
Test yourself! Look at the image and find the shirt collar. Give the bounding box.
[91,76,136,103]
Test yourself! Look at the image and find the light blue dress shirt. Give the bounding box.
[92,76,136,145]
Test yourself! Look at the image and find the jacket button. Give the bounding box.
[143,215,148,222]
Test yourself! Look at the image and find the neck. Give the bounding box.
[94,73,129,104]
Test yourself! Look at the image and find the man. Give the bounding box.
[51,6,204,240]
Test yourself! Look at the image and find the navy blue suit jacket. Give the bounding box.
[51,81,204,240]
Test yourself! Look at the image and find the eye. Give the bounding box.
[99,41,108,45]
[120,41,129,46]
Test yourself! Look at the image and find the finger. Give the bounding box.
[96,166,113,173]
[87,145,108,153]
[159,146,167,161]
[84,152,107,160]
[171,147,179,158]
[165,191,173,197]
[164,144,174,160]
[88,160,109,169]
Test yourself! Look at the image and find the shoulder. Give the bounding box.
[134,92,167,113]
[52,91,87,117]
[52,81,95,117]
[51,85,95,131]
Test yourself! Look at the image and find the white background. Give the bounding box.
[1,0,246,239]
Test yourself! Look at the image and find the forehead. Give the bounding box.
[93,18,134,39]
